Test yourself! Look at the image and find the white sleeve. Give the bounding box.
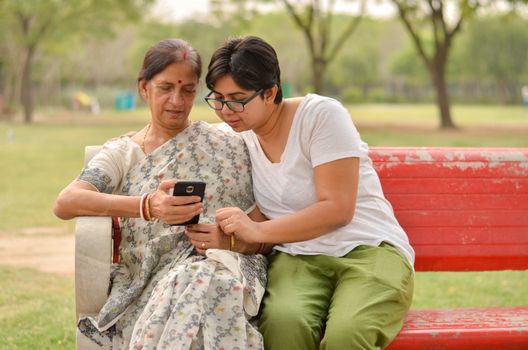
[77,140,125,193]
[308,98,365,167]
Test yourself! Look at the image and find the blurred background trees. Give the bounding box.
[391,0,528,128]
[391,0,473,128]
[0,0,527,127]
[278,0,366,94]
[0,0,152,123]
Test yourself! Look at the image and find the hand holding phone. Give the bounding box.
[172,181,206,225]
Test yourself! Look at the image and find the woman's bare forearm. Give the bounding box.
[53,180,139,220]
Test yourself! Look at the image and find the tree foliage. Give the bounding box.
[0,0,152,123]
[2,0,527,120]
[391,0,480,128]
[391,0,528,128]
[209,0,367,94]
[458,14,528,103]
[279,0,367,93]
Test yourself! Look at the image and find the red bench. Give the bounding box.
[76,146,528,349]
[370,147,528,350]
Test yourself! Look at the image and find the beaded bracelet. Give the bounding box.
[139,193,148,221]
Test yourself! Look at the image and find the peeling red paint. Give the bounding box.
[369,147,528,349]
[387,307,528,350]
[370,147,528,270]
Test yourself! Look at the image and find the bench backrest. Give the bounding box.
[369,147,528,272]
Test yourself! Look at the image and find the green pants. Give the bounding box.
[259,243,414,350]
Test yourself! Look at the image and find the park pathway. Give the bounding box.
[0,227,74,277]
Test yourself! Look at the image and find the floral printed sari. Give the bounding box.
[77,121,267,349]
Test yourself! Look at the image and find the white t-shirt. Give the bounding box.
[241,94,415,265]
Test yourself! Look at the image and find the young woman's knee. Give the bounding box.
[261,298,311,327]
[321,321,389,350]
[259,310,320,350]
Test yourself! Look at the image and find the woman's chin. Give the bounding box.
[225,121,247,132]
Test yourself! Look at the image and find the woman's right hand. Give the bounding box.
[149,179,203,225]
[215,207,264,244]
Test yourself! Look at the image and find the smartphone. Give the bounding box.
[172,181,206,225]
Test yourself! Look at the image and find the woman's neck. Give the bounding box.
[253,98,303,163]
[254,101,287,143]
[145,119,191,153]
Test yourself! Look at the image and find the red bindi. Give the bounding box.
[178,79,182,84]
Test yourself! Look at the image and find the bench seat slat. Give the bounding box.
[413,244,528,254]
[370,147,528,163]
[387,307,528,350]
[381,178,528,194]
[395,210,528,227]
[374,163,528,178]
[415,255,528,271]
[408,227,528,244]
[413,245,528,271]
[386,194,528,210]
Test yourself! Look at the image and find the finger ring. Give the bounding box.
[201,242,206,249]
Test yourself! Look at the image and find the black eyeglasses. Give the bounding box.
[204,89,263,112]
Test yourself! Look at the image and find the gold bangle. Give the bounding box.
[230,235,236,251]
[145,194,152,221]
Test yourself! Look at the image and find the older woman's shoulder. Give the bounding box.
[96,136,141,162]
[101,135,135,151]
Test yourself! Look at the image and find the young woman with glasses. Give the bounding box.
[202,36,415,350]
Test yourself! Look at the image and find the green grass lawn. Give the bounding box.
[0,267,75,350]
[0,103,527,349]
[350,103,528,129]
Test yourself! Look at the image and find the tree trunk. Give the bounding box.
[362,84,370,101]
[21,46,35,123]
[430,62,456,129]
[312,58,325,94]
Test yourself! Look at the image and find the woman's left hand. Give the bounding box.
[185,223,230,255]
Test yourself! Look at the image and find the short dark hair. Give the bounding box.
[206,36,283,104]
[138,39,202,86]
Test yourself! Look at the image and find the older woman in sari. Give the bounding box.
[54,38,268,350]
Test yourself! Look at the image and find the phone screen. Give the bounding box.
[172,181,206,225]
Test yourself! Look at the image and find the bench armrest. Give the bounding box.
[75,216,112,320]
